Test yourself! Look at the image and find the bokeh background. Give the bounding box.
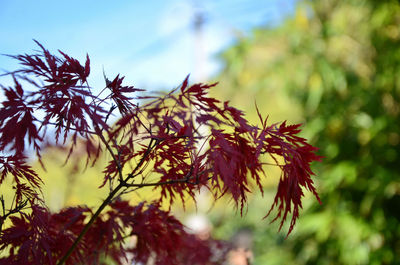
[1,0,400,264]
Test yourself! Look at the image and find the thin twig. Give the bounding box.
[56,182,123,265]
[45,121,97,135]
[124,169,212,188]
[57,135,158,265]
[94,125,124,182]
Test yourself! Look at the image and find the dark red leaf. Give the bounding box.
[84,54,90,78]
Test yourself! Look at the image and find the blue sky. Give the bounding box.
[0,0,296,91]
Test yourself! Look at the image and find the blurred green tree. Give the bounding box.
[211,0,400,264]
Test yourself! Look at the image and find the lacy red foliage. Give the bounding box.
[0,43,321,264]
[0,205,88,265]
[0,77,41,155]
[0,201,225,265]
[0,155,41,203]
[260,121,322,235]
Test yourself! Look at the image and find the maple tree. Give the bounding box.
[0,42,321,265]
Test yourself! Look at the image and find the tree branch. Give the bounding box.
[124,168,213,188]
[56,182,124,265]
[57,134,159,265]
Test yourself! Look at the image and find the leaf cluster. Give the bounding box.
[0,42,320,264]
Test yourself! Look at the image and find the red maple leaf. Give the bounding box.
[0,44,321,265]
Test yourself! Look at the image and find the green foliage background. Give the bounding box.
[210,0,400,264]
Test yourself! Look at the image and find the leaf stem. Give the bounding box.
[57,134,157,265]
[56,182,123,265]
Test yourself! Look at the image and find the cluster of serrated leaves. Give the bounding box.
[0,42,320,264]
